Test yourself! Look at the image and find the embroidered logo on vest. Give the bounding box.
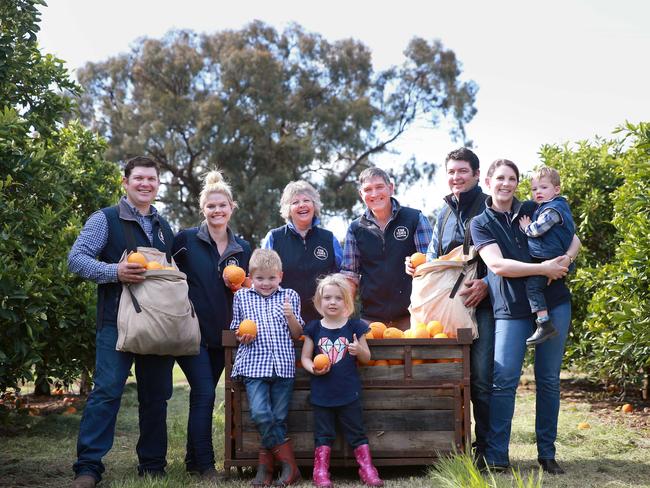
[393,226,409,241]
[314,246,329,261]
[226,257,240,266]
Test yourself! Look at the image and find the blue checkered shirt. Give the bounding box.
[524,208,562,238]
[230,287,304,379]
[67,197,157,283]
[341,199,432,283]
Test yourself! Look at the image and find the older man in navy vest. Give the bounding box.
[68,157,175,488]
[342,167,432,330]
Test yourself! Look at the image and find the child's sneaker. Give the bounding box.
[526,317,558,346]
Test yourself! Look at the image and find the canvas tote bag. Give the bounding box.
[116,222,200,356]
[408,226,479,339]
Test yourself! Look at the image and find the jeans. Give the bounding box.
[176,345,225,472]
[73,324,174,481]
[525,275,548,314]
[243,376,294,449]
[485,301,571,466]
[313,399,368,448]
[471,306,495,454]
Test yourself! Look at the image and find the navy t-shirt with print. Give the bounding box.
[304,319,370,407]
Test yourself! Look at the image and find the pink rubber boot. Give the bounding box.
[353,444,383,487]
[312,445,333,487]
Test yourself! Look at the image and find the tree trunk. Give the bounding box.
[33,374,51,396]
[643,368,649,401]
[79,370,92,396]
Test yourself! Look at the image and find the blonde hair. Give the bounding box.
[279,180,322,222]
[531,166,561,187]
[199,170,237,210]
[313,273,354,317]
[249,249,283,276]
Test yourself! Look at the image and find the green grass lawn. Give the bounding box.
[1,367,648,488]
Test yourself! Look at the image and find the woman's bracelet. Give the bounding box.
[565,254,575,263]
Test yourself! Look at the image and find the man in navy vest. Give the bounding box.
[342,167,432,330]
[406,147,494,461]
[68,157,175,488]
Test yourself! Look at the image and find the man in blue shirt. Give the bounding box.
[342,167,432,330]
[68,157,175,488]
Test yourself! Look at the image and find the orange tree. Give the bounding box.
[529,123,649,395]
[0,0,121,393]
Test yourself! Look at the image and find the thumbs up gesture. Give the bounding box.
[283,295,295,320]
[348,333,360,356]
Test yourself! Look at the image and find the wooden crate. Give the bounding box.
[222,328,472,470]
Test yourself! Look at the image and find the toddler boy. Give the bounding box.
[519,167,576,346]
[230,249,304,486]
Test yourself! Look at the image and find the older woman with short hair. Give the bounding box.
[261,180,342,323]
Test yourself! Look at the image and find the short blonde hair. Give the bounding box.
[249,249,283,276]
[531,166,561,187]
[279,180,322,222]
[313,274,354,317]
[199,170,237,210]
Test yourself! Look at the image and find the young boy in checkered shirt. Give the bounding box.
[230,249,304,486]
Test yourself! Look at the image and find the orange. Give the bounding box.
[384,327,404,339]
[365,330,374,339]
[127,252,147,266]
[63,406,77,415]
[433,332,449,339]
[361,360,375,366]
[237,319,257,337]
[374,360,389,366]
[163,266,176,270]
[577,422,591,429]
[403,329,414,339]
[388,359,403,366]
[242,276,253,288]
[369,322,386,339]
[313,354,330,371]
[426,320,444,337]
[223,265,246,286]
[412,359,424,365]
[621,403,634,413]
[146,261,163,270]
[414,327,429,339]
[410,252,426,268]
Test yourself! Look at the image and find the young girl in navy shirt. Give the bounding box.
[301,274,383,487]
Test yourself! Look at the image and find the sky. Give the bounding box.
[38,0,650,234]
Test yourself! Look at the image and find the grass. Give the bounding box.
[1,367,649,488]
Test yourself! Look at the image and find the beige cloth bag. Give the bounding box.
[408,243,479,339]
[116,246,200,356]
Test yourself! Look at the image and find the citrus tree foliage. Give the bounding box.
[0,0,121,392]
[537,123,649,392]
[76,23,477,242]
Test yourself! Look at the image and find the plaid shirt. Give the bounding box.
[67,197,157,284]
[230,287,304,379]
[524,208,562,238]
[341,199,432,283]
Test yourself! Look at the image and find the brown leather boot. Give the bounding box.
[252,448,274,487]
[71,475,97,488]
[271,439,301,486]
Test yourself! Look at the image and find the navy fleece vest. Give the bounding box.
[527,197,575,259]
[351,206,420,321]
[271,225,337,323]
[96,206,172,327]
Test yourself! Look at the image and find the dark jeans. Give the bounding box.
[243,376,294,449]
[525,275,548,314]
[313,399,368,448]
[73,324,174,482]
[176,345,225,472]
[471,306,495,454]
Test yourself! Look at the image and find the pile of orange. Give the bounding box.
[127,252,175,270]
[365,320,452,340]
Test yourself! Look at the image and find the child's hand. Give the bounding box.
[238,333,255,345]
[312,363,331,375]
[283,295,296,321]
[519,215,531,231]
[348,333,360,356]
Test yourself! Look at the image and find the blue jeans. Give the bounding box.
[313,399,368,448]
[525,275,549,314]
[485,301,571,466]
[176,345,224,472]
[471,306,495,454]
[73,324,174,481]
[243,376,294,449]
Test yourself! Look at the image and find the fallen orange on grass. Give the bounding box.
[577,422,591,429]
[622,403,634,413]
[237,319,257,337]
[313,354,330,371]
[410,252,426,268]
